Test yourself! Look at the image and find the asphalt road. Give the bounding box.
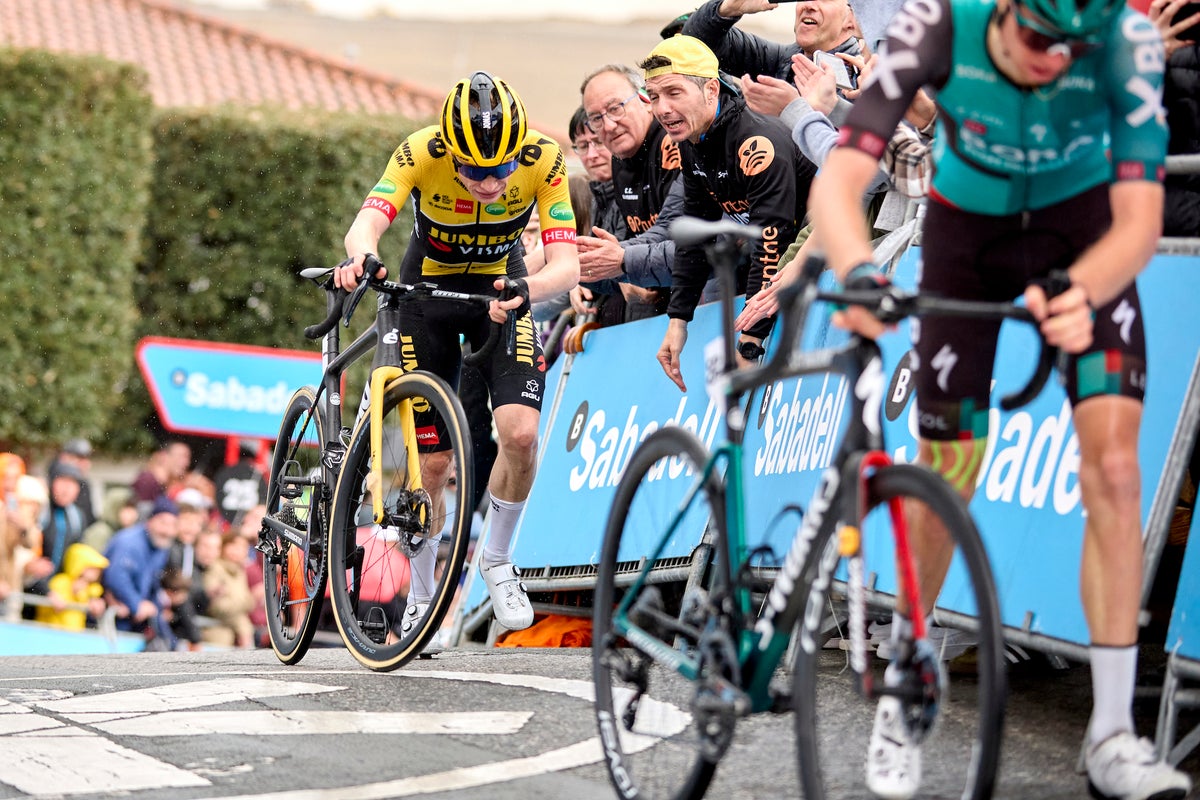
[1,643,1195,799]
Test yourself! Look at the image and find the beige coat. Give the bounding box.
[201,558,256,647]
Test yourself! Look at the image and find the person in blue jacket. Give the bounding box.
[103,496,178,636]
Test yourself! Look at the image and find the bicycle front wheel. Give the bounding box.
[262,387,329,665]
[327,371,473,671]
[593,426,728,800]
[793,463,1006,800]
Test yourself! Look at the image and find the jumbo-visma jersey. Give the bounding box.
[361,126,576,278]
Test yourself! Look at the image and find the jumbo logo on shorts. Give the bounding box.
[738,136,775,176]
[415,425,439,445]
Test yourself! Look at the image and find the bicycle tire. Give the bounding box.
[327,370,473,671]
[262,387,329,665]
[792,463,1006,800]
[593,426,729,800]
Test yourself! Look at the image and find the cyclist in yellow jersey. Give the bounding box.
[334,73,580,634]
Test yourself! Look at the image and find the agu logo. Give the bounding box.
[738,136,775,176]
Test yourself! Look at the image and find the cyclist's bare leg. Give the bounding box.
[487,403,540,501]
[1073,395,1144,747]
[406,450,453,606]
[899,437,987,616]
[1074,396,1143,646]
[483,403,540,562]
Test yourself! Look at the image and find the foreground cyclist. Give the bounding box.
[809,0,1189,797]
[334,72,579,635]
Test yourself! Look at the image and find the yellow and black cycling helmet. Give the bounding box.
[440,72,528,168]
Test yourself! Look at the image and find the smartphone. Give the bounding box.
[1175,2,1200,43]
[813,50,857,91]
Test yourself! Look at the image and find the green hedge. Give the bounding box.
[0,49,152,454]
[0,47,425,456]
[113,107,422,452]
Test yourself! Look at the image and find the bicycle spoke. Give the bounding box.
[593,427,727,800]
[793,464,1006,800]
[328,372,472,671]
[262,387,328,665]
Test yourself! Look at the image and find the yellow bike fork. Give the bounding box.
[368,366,424,525]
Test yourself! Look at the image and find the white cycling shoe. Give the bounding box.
[480,561,534,630]
[401,600,443,657]
[866,695,922,800]
[1086,731,1191,800]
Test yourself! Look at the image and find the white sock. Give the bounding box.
[482,493,525,567]
[406,532,443,604]
[1088,644,1137,747]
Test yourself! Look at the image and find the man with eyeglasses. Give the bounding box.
[334,72,579,637]
[563,106,666,325]
[810,0,1184,796]
[576,64,683,295]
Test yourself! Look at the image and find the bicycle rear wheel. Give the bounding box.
[327,370,473,671]
[793,463,1006,800]
[593,426,729,800]
[262,387,329,665]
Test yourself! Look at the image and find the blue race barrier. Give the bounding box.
[462,249,1200,650]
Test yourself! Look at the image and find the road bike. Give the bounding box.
[259,255,506,670]
[592,217,1063,799]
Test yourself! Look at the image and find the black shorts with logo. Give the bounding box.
[913,184,1147,442]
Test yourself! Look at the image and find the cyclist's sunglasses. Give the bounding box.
[455,159,520,182]
[1011,3,1100,58]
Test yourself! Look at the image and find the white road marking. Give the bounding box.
[200,671,687,800]
[95,709,532,736]
[0,668,690,799]
[35,677,340,718]
[210,739,605,800]
[3,733,210,795]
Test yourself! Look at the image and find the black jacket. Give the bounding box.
[668,89,817,339]
[1165,43,1200,237]
[683,0,862,86]
[611,119,681,239]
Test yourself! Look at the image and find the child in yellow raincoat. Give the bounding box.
[36,542,108,630]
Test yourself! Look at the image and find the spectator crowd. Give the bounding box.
[0,438,269,651]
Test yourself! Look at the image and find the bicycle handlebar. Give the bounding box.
[298,256,506,367]
[770,257,1065,412]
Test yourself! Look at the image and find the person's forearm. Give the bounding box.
[1068,183,1162,307]
[526,247,580,303]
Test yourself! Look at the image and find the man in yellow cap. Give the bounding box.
[639,35,817,390]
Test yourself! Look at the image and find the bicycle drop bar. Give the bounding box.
[298,257,505,366]
[766,274,1062,413]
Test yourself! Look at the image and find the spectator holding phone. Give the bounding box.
[682,0,864,118]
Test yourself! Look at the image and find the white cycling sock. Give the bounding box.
[1088,644,1137,746]
[482,493,525,567]
[406,531,443,604]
